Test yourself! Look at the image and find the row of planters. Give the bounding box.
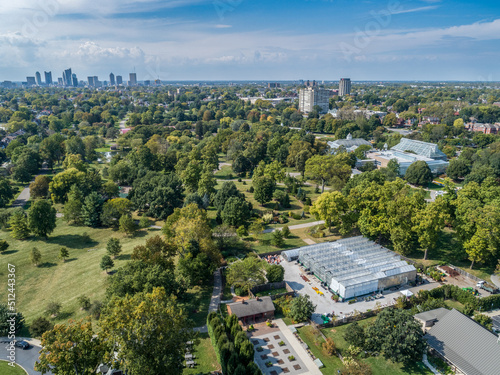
[207,311,262,375]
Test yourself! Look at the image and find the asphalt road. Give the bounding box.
[0,338,46,374]
[11,186,30,208]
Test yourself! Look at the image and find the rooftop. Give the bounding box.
[391,138,447,160]
[414,307,450,323]
[227,296,275,318]
[424,308,500,375]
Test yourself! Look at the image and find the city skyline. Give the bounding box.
[1,1,500,81]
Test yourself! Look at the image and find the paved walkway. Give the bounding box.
[262,220,325,234]
[274,319,323,375]
[194,268,223,333]
[11,185,30,207]
[491,274,500,289]
[302,238,316,245]
[422,354,441,374]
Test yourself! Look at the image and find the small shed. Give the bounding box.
[227,297,275,324]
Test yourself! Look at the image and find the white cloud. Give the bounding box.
[215,24,232,28]
[390,5,438,15]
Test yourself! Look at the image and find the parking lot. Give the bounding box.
[281,258,440,324]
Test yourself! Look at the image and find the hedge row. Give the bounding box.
[418,284,500,312]
[207,311,262,375]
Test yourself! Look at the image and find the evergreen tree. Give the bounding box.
[82,192,103,227]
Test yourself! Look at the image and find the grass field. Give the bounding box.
[0,360,27,375]
[298,318,433,375]
[0,219,163,331]
[182,333,220,374]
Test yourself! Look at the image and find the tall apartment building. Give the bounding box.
[62,68,72,86]
[35,72,42,86]
[116,75,123,85]
[129,73,137,86]
[26,77,36,86]
[299,87,330,113]
[268,82,281,88]
[339,78,351,96]
[72,73,78,87]
[44,71,52,85]
[88,77,95,87]
[109,73,115,86]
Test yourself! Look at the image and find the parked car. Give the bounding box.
[15,340,30,350]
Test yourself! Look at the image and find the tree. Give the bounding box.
[383,112,397,127]
[453,118,464,130]
[119,214,137,236]
[101,198,133,228]
[221,196,251,227]
[59,247,69,262]
[28,199,57,238]
[82,191,103,227]
[365,308,425,364]
[30,247,42,266]
[77,295,92,311]
[177,242,214,287]
[236,225,248,237]
[266,264,284,283]
[30,317,53,338]
[271,229,284,248]
[310,191,350,233]
[253,176,275,205]
[63,185,84,224]
[131,235,176,267]
[198,171,217,197]
[30,175,50,199]
[446,159,470,180]
[8,210,30,239]
[102,180,120,199]
[0,239,8,253]
[226,256,266,294]
[181,160,202,193]
[322,337,336,356]
[35,318,109,375]
[129,172,184,220]
[474,314,493,331]
[281,225,291,238]
[100,255,114,274]
[0,176,14,207]
[289,294,315,323]
[305,154,352,192]
[213,181,243,211]
[0,303,25,335]
[405,161,432,186]
[99,287,193,375]
[107,238,122,259]
[343,321,366,348]
[412,197,449,260]
[45,302,62,317]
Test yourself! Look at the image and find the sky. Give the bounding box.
[1,0,500,81]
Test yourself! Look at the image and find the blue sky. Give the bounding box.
[1,0,500,81]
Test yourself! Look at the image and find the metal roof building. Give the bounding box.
[423,308,500,375]
[391,138,448,161]
[292,236,416,299]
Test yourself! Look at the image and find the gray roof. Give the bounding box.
[424,309,500,375]
[391,138,447,160]
[227,297,275,318]
[328,138,371,149]
[414,307,450,323]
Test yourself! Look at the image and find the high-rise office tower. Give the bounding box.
[62,68,72,86]
[26,77,36,86]
[129,73,137,86]
[116,75,123,85]
[44,71,52,85]
[339,78,351,96]
[57,77,63,85]
[109,73,115,86]
[88,77,95,87]
[35,72,42,86]
[72,73,78,87]
[298,87,330,114]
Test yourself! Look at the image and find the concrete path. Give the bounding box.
[0,337,47,374]
[194,268,223,333]
[491,274,500,289]
[302,238,316,245]
[11,186,30,207]
[262,220,325,234]
[422,354,441,374]
[274,319,323,375]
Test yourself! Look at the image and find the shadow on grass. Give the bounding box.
[55,311,74,321]
[64,258,78,263]
[116,254,131,261]
[2,250,18,255]
[48,234,99,249]
[39,262,57,268]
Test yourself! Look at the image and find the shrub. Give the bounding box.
[262,213,273,224]
[30,317,53,338]
[322,338,336,356]
[0,240,9,253]
[77,295,91,310]
[89,300,103,319]
[281,225,291,238]
[288,355,295,361]
[278,340,285,346]
[45,302,62,317]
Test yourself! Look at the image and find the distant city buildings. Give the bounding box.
[465,122,500,134]
[26,76,36,86]
[57,77,63,85]
[35,72,42,86]
[268,82,281,88]
[116,75,123,85]
[298,86,329,113]
[44,71,52,85]
[109,73,115,86]
[339,78,351,96]
[62,68,72,86]
[72,73,78,87]
[129,73,137,86]
[305,80,317,87]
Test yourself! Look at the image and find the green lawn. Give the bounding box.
[0,360,28,375]
[182,285,213,327]
[0,219,161,330]
[183,333,220,374]
[444,299,465,313]
[244,233,305,254]
[298,318,433,375]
